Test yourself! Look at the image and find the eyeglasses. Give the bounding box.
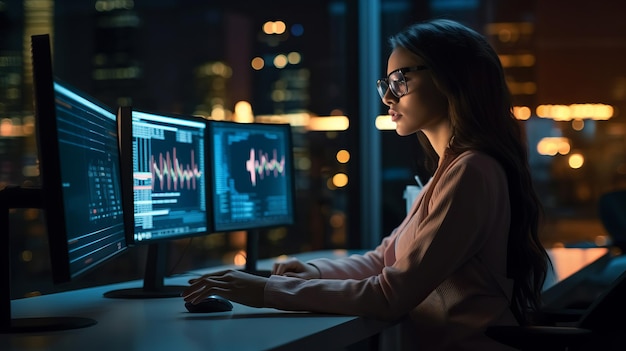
[376,65,429,99]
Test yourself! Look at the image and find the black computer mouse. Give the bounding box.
[185,295,233,313]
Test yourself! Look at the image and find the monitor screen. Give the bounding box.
[207,120,295,232]
[126,110,209,244]
[32,38,127,285]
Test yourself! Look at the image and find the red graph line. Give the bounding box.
[245,148,285,186]
[151,148,202,191]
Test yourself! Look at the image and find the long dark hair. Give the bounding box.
[389,19,551,325]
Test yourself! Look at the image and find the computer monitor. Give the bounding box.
[0,34,127,332]
[104,108,210,298]
[40,81,127,285]
[206,120,295,275]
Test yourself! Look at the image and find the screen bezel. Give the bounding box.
[32,34,128,284]
[206,120,296,233]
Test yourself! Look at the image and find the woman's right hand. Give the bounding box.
[272,257,320,279]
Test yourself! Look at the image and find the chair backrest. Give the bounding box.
[578,267,626,331]
[598,190,626,251]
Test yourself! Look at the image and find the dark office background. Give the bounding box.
[2,0,626,298]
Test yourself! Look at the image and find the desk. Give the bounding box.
[0,248,611,351]
[2,277,393,351]
[1,250,394,351]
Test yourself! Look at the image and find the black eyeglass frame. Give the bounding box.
[376,65,429,99]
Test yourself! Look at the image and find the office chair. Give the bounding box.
[555,190,626,311]
[598,189,626,253]
[485,268,626,350]
[564,189,626,252]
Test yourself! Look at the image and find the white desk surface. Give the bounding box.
[2,250,392,351]
[0,248,611,351]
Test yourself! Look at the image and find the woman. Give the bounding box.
[183,19,550,350]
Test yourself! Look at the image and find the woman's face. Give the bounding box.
[381,47,449,136]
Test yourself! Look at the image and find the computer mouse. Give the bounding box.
[185,295,233,313]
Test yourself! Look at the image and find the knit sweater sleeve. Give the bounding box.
[304,230,397,280]
[264,152,509,321]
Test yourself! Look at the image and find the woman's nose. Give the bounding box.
[382,88,397,106]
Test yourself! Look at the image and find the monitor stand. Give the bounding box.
[0,186,96,333]
[241,229,272,277]
[103,242,187,298]
[104,228,273,299]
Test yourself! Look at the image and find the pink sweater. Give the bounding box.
[264,150,518,350]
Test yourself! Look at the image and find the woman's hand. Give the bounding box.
[182,270,267,308]
[272,257,320,279]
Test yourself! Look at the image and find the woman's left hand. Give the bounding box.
[182,269,267,308]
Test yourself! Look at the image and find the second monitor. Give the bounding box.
[207,120,295,275]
